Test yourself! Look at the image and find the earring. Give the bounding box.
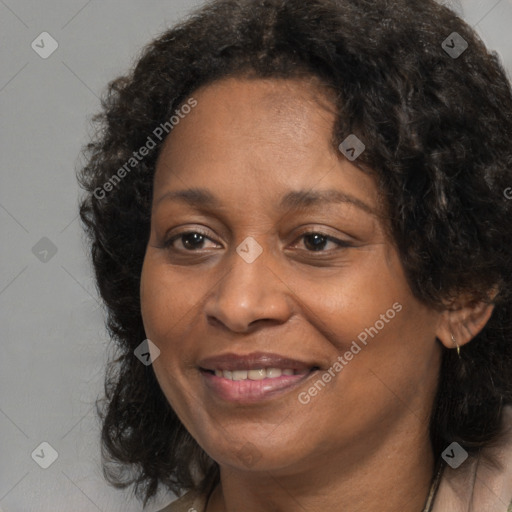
[451,334,461,358]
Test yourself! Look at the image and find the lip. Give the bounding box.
[198,351,319,372]
[198,351,321,404]
[200,367,319,404]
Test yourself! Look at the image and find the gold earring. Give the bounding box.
[451,334,461,358]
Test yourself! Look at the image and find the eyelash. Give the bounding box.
[163,229,353,254]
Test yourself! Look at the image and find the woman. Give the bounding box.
[77,0,512,510]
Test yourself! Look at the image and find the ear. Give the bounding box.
[436,297,495,350]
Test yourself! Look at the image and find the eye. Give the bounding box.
[292,231,353,252]
[164,230,220,251]
[163,229,353,254]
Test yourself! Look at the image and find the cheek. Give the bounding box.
[140,257,198,342]
[292,253,406,347]
[139,256,216,396]
[140,261,166,341]
[294,252,439,397]
[140,259,201,417]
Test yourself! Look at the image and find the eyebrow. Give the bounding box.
[154,187,375,215]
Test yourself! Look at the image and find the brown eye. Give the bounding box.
[164,231,218,251]
[303,233,329,251]
[181,232,207,250]
[295,231,353,253]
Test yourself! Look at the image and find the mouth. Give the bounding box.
[198,352,321,403]
[201,367,314,380]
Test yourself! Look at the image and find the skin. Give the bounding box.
[139,77,494,512]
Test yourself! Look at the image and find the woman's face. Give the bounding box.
[140,77,443,475]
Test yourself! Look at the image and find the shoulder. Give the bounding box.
[434,405,512,512]
[156,488,209,512]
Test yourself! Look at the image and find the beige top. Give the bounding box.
[158,406,512,512]
[158,487,210,512]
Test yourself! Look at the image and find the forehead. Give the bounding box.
[153,77,381,216]
[161,77,336,153]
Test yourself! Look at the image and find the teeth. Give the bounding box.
[267,368,282,378]
[213,368,301,380]
[247,369,266,380]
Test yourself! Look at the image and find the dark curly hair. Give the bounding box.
[77,0,512,505]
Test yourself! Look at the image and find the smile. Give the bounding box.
[208,368,308,380]
[198,352,321,403]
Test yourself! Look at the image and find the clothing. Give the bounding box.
[432,404,512,512]
[157,406,512,512]
[158,487,210,512]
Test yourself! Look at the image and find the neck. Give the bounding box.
[207,418,436,512]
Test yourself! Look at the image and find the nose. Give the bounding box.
[204,243,293,333]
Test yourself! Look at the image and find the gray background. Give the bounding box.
[1,1,511,511]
